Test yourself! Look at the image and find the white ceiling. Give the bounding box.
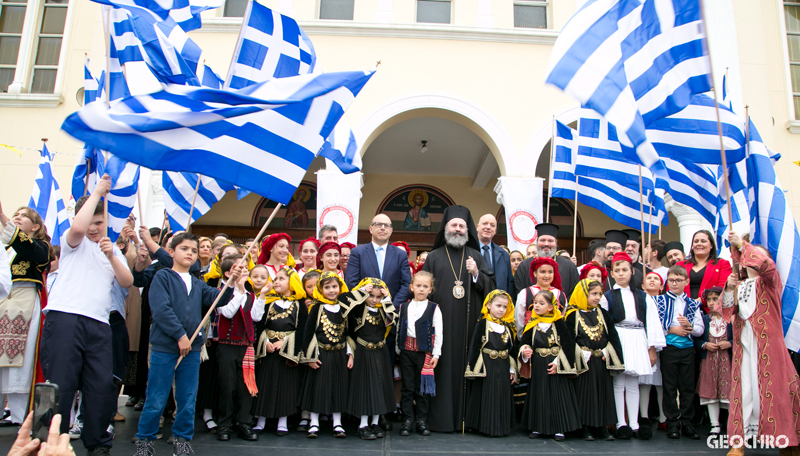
[362,116,495,177]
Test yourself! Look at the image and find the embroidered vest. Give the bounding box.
[217,292,255,345]
[397,300,438,352]
[604,288,648,332]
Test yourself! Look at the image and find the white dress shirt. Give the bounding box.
[405,299,444,358]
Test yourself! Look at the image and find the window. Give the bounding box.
[785,0,800,119]
[514,0,547,29]
[0,0,26,93]
[30,0,67,93]
[416,0,450,24]
[319,0,354,20]
[223,0,247,17]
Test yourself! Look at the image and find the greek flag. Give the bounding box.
[91,0,221,32]
[162,172,240,231]
[545,0,711,168]
[226,0,316,89]
[28,145,70,246]
[62,70,375,205]
[744,122,800,351]
[657,158,721,227]
[550,120,666,233]
[200,64,224,89]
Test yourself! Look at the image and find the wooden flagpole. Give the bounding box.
[186,177,202,234]
[546,115,556,223]
[102,6,112,237]
[572,173,579,258]
[638,165,646,278]
[176,203,283,368]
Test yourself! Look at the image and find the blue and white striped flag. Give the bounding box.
[162,172,239,231]
[84,59,99,104]
[92,0,221,32]
[545,0,711,169]
[550,120,666,233]
[744,122,800,351]
[226,1,316,89]
[29,145,70,245]
[200,64,224,89]
[657,158,721,227]
[62,70,375,205]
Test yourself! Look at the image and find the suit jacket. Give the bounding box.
[345,242,412,307]
[677,258,732,303]
[482,241,514,295]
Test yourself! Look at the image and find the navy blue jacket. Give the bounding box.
[147,268,234,354]
[346,243,411,308]
[483,241,514,296]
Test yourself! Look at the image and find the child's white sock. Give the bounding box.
[254,416,266,430]
[203,409,216,428]
[310,412,320,428]
[359,415,369,428]
[277,416,288,432]
[639,384,651,417]
[332,412,342,427]
[707,402,721,427]
[371,415,380,426]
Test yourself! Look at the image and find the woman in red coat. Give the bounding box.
[718,232,800,455]
[677,230,732,312]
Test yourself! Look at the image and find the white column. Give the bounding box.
[664,194,713,250]
[316,165,363,245]
[138,169,166,229]
[476,0,494,27]
[374,0,393,23]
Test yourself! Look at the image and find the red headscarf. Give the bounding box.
[644,270,664,288]
[317,241,341,270]
[340,242,356,250]
[392,241,410,258]
[612,251,633,265]
[579,261,608,285]
[257,233,291,264]
[529,257,562,291]
[299,237,320,251]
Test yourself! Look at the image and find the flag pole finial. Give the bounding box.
[41,138,48,143]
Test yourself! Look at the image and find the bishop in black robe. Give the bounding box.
[421,205,494,433]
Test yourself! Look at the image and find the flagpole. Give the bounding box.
[102,5,112,236]
[222,0,253,90]
[699,0,734,236]
[176,202,283,369]
[546,115,556,223]
[638,165,646,279]
[647,197,653,265]
[186,177,202,233]
[572,174,579,258]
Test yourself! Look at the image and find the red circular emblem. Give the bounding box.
[508,210,539,245]
[318,205,355,238]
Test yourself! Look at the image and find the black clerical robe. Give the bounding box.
[421,244,494,432]
[513,255,579,298]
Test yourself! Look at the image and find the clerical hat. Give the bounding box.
[535,223,559,239]
[605,230,629,246]
[664,241,685,254]
[622,229,641,243]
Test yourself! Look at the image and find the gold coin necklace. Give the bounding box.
[445,245,466,299]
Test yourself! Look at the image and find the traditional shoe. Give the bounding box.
[371,424,385,438]
[681,423,700,440]
[415,420,431,436]
[296,419,309,432]
[204,419,217,434]
[216,427,231,441]
[582,426,595,441]
[635,419,653,440]
[379,415,393,431]
[399,420,413,437]
[616,425,633,440]
[276,428,289,437]
[599,426,615,441]
[657,421,667,432]
[237,424,258,441]
[356,426,377,440]
[333,425,347,438]
[529,432,541,439]
[554,433,566,442]
[307,425,319,438]
[709,425,721,436]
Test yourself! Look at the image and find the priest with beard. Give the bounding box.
[420,205,494,433]
[513,223,579,299]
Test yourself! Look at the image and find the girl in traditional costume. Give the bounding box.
[296,237,320,279]
[514,257,567,337]
[0,205,50,426]
[694,287,731,437]
[578,262,608,290]
[251,266,307,435]
[346,278,396,440]
[518,289,581,441]
[565,279,624,441]
[257,233,295,280]
[718,232,800,456]
[299,271,367,438]
[317,242,345,280]
[464,290,517,437]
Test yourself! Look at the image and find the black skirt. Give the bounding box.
[346,345,394,417]
[196,341,220,410]
[298,348,349,414]
[465,356,515,436]
[251,352,300,418]
[522,354,581,435]
[573,355,617,426]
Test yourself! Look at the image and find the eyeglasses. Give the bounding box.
[371,222,392,229]
[606,245,622,252]
[667,278,685,284]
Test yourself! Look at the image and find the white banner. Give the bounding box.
[316,168,363,245]
[494,177,544,253]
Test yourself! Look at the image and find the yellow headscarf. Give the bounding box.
[354,277,391,307]
[312,271,349,305]
[481,290,516,338]
[261,266,306,305]
[565,279,603,318]
[523,289,563,335]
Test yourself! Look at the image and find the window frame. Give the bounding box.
[513,0,549,30]
[318,0,355,21]
[29,0,68,93]
[0,0,28,93]
[782,0,800,125]
[415,0,452,25]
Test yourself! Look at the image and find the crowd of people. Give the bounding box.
[0,178,799,456]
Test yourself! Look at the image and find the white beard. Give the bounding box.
[445,231,468,249]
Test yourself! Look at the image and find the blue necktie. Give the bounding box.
[376,246,384,278]
[482,245,493,272]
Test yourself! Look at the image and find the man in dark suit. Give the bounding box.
[477,214,514,295]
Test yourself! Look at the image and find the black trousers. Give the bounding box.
[216,343,253,428]
[109,311,130,384]
[399,350,429,422]
[40,311,116,450]
[660,345,696,428]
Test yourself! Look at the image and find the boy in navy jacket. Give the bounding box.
[133,232,243,456]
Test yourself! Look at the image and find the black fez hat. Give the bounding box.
[622,229,641,243]
[535,223,559,239]
[664,241,685,254]
[605,230,629,246]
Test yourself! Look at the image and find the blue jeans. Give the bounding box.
[136,350,200,441]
